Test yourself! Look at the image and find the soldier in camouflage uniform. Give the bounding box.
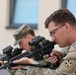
[44,8,76,75]
[9,24,35,75]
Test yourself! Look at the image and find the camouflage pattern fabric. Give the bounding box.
[60,46,70,57]
[14,69,26,75]
[26,60,57,75]
[26,67,56,75]
[56,42,76,75]
[8,60,56,75]
[8,69,26,75]
[13,24,31,46]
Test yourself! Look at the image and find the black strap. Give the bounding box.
[9,62,57,70]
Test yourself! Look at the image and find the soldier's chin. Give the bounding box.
[58,43,63,48]
[59,44,65,48]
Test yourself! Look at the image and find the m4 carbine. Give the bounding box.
[0,36,56,69]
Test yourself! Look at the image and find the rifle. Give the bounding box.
[0,36,56,69]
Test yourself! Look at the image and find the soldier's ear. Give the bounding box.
[64,23,71,32]
[27,34,33,40]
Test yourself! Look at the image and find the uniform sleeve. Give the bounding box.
[57,59,76,75]
[8,69,27,75]
[8,69,16,75]
[56,47,76,75]
[60,46,69,57]
[26,60,57,75]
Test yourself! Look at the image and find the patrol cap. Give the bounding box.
[13,24,31,46]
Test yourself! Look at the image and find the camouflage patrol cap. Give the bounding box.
[13,24,31,46]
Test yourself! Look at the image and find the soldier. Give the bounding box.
[9,24,57,75]
[44,8,76,75]
[9,24,35,75]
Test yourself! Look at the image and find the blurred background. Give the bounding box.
[0,0,76,74]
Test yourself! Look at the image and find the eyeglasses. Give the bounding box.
[50,25,64,37]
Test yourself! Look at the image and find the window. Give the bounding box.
[62,0,76,17]
[7,0,38,29]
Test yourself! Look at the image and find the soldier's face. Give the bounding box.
[19,34,33,51]
[48,22,69,48]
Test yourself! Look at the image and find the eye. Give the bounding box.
[49,32,53,36]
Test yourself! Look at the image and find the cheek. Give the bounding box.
[20,39,27,47]
[57,31,68,47]
[22,40,27,47]
[19,42,25,48]
[55,30,65,42]
[57,29,65,37]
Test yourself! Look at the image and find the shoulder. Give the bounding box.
[59,58,76,74]
[58,42,76,74]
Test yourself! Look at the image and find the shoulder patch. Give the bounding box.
[60,59,76,74]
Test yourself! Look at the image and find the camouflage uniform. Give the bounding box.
[60,46,70,58]
[8,69,26,75]
[8,24,31,75]
[26,60,56,75]
[56,42,76,75]
[9,24,57,75]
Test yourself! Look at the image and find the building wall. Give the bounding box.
[0,0,61,53]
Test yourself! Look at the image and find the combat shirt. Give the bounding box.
[56,41,76,75]
[8,67,27,75]
[26,60,56,75]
